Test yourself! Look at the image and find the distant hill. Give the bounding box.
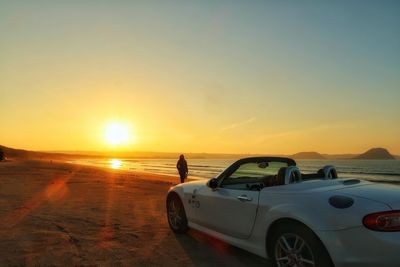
[354,148,395,160]
[0,145,96,160]
[291,152,326,160]
[0,145,41,159]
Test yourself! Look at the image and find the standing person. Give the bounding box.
[176,154,188,183]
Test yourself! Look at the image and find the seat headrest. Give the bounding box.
[321,165,338,179]
[286,166,302,183]
[276,167,287,186]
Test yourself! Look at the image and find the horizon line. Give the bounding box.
[2,145,399,157]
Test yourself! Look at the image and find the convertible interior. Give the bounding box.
[219,157,338,191]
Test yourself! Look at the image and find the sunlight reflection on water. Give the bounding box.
[110,159,122,169]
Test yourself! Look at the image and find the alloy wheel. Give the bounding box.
[275,233,315,267]
[168,198,182,230]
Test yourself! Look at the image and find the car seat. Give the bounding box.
[275,167,287,186]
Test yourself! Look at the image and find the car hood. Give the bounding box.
[338,183,400,209]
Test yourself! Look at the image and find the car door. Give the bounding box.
[193,161,279,239]
[194,185,259,239]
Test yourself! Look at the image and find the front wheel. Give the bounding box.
[166,194,188,233]
[270,223,333,267]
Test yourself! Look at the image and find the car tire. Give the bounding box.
[166,194,188,234]
[270,223,333,267]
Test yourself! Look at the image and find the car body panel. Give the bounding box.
[338,183,400,208]
[389,201,400,210]
[317,227,400,267]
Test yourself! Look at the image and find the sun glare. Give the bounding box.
[104,122,131,146]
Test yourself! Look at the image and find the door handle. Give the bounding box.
[237,195,253,202]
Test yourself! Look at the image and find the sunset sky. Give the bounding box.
[1,1,399,155]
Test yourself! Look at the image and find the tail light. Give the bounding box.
[363,210,400,232]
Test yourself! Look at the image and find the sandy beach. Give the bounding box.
[0,160,270,266]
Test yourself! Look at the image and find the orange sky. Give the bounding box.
[1,1,399,155]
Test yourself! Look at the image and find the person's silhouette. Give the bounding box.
[176,154,188,183]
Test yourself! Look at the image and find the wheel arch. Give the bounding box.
[166,190,182,209]
[265,217,331,260]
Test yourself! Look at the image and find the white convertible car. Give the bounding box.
[166,157,400,267]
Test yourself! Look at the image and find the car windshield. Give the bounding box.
[229,161,288,180]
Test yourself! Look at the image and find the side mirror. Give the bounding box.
[208,178,219,189]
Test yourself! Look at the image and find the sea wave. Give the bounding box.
[70,158,400,183]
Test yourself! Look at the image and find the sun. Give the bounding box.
[104,122,131,146]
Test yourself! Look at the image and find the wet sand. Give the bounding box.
[0,160,270,266]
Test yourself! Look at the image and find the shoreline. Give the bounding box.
[65,158,207,182]
[37,158,190,184]
[66,158,400,185]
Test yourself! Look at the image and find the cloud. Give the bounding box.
[260,122,353,143]
[220,117,256,132]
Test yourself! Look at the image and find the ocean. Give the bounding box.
[71,158,400,184]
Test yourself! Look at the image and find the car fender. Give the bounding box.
[167,184,185,198]
[167,181,207,221]
[167,180,206,200]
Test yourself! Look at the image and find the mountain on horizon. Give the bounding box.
[354,148,395,160]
